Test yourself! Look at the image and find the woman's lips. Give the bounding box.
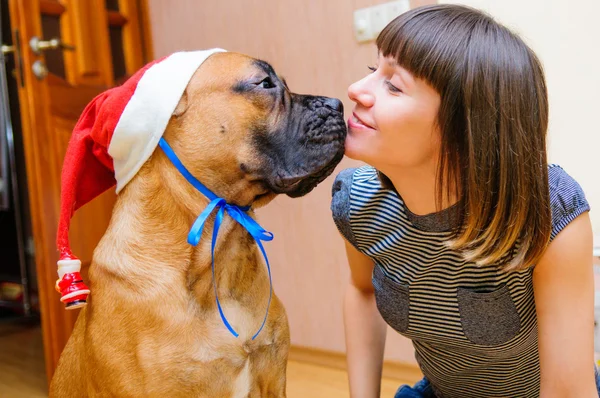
[348,112,375,130]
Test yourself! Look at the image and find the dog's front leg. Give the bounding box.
[246,339,289,398]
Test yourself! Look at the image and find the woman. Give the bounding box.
[331,4,596,397]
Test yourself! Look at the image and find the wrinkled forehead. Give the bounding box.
[183,52,290,116]
[188,52,277,86]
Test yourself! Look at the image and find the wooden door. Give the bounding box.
[7,0,152,384]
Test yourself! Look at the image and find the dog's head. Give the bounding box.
[159,52,346,206]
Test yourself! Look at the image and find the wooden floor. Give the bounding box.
[0,320,47,398]
[287,360,409,398]
[0,322,410,397]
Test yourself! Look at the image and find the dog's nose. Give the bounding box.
[323,97,344,113]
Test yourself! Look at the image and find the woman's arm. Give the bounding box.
[343,240,389,398]
[533,212,597,398]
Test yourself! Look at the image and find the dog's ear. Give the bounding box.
[172,90,189,117]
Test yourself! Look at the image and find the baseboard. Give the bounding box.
[288,345,423,382]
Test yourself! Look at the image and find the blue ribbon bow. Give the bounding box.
[158,138,274,340]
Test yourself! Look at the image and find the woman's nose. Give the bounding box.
[348,77,375,108]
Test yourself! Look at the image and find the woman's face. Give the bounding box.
[346,53,442,172]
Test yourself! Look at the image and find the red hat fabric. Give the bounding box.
[55,49,225,307]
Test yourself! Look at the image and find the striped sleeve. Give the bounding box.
[331,168,360,249]
[548,164,590,241]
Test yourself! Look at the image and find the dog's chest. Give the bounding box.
[190,302,274,361]
[134,324,271,397]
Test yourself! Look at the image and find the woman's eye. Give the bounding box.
[258,77,275,89]
[367,65,377,73]
[385,81,402,94]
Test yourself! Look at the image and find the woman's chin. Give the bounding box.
[343,144,369,164]
[344,135,368,161]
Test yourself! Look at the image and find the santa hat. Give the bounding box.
[55,48,226,309]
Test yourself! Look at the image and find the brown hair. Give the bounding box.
[376,4,551,271]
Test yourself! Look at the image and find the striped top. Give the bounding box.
[331,164,590,398]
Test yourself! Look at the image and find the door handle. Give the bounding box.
[29,36,75,55]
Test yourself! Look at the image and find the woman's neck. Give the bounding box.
[381,163,458,216]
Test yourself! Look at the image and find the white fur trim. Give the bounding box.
[57,259,82,278]
[60,289,91,301]
[109,48,227,193]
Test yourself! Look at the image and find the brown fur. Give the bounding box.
[48,53,306,398]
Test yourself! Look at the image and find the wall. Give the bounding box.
[147,0,599,365]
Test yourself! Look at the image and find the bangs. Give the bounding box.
[376,5,491,94]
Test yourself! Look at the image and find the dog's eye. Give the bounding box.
[258,77,275,89]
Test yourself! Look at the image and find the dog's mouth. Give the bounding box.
[278,151,344,198]
[264,139,346,198]
[247,146,344,203]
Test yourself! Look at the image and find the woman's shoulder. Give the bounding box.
[547,164,590,241]
[330,165,386,250]
[332,165,378,188]
[331,165,381,205]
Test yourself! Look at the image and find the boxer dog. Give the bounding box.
[49,52,346,397]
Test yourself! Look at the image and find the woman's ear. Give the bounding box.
[172,90,189,117]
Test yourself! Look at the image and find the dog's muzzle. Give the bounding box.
[258,95,347,198]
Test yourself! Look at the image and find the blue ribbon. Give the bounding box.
[158,138,274,340]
